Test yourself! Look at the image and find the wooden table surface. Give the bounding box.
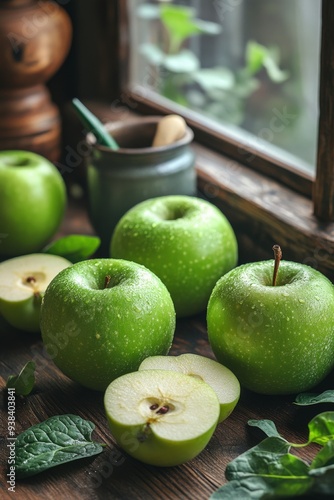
[1,195,332,500]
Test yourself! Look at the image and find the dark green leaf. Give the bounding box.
[43,235,100,263]
[310,440,334,469]
[248,419,283,438]
[225,437,290,481]
[6,361,36,396]
[223,437,312,498]
[308,412,334,445]
[295,390,334,406]
[16,414,104,478]
[211,473,312,500]
[308,463,334,494]
[221,438,311,499]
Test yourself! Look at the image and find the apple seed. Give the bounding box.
[149,402,171,414]
[156,405,169,414]
[23,275,41,298]
[25,276,36,284]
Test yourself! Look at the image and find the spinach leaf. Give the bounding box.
[6,361,36,396]
[213,438,311,499]
[248,419,283,438]
[15,414,104,478]
[294,390,334,406]
[225,436,290,481]
[310,440,334,469]
[43,235,100,263]
[211,474,312,500]
[212,413,334,498]
[308,464,334,495]
[308,412,334,445]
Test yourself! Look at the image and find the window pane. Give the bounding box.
[128,0,320,175]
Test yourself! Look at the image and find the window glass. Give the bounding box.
[128,0,321,175]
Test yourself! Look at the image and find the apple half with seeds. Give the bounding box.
[0,253,71,333]
[104,369,220,467]
[139,353,240,423]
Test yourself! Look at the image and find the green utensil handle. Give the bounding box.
[72,98,119,150]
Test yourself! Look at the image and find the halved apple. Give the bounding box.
[139,353,240,423]
[104,369,220,467]
[0,253,71,333]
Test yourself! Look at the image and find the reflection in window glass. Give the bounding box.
[128,0,320,175]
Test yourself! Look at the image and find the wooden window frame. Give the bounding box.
[71,0,334,279]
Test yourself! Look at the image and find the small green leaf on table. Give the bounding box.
[248,419,283,439]
[15,414,105,478]
[6,361,36,396]
[43,235,100,263]
[294,390,334,406]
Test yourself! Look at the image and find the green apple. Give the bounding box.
[0,253,71,333]
[110,195,238,317]
[207,249,334,395]
[0,150,66,258]
[40,259,176,391]
[139,353,240,423]
[104,369,220,466]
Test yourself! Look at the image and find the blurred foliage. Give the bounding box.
[138,3,288,125]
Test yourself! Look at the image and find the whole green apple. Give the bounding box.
[0,253,72,333]
[207,250,334,395]
[40,258,176,391]
[110,195,238,317]
[0,150,66,258]
[104,369,220,466]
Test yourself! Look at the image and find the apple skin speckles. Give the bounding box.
[207,260,334,395]
[40,259,176,391]
[0,150,66,258]
[110,195,238,317]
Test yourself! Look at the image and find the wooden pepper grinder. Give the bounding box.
[0,0,72,161]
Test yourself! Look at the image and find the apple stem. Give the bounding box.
[272,245,282,286]
[104,275,111,289]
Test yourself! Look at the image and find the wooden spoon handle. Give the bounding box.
[152,115,187,147]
